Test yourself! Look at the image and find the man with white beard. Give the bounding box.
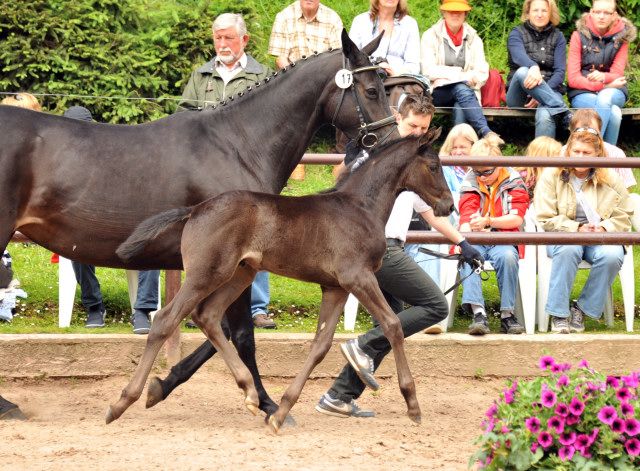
[176,12,276,329]
[176,13,273,112]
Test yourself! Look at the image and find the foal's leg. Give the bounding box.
[191,268,263,415]
[106,279,220,424]
[351,275,421,423]
[268,287,348,433]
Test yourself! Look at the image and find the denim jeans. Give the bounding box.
[134,270,160,310]
[459,244,519,311]
[570,89,626,145]
[71,262,103,309]
[250,271,270,317]
[506,67,568,138]
[545,245,624,319]
[328,246,448,403]
[432,82,493,137]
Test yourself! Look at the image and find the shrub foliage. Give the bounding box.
[1,0,638,122]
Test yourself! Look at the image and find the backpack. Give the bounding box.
[480,69,506,108]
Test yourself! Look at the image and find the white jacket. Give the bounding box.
[420,18,489,103]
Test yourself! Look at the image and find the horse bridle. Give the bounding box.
[331,56,398,150]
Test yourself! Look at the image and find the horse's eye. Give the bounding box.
[429,165,439,173]
[365,88,378,99]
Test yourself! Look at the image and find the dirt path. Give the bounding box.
[0,370,503,470]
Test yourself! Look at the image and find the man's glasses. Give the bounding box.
[472,167,497,177]
[573,126,600,136]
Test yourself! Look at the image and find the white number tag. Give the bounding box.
[335,69,354,89]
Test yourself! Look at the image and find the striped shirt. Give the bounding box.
[268,2,343,63]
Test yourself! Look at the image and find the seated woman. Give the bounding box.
[350,0,420,77]
[534,127,632,333]
[506,0,572,138]
[454,133,529,335]
[515,135,562,202]
[420,0,497,138]
[567,0,636,145]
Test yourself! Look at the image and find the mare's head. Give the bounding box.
[394,129,454,217]
[322,29,396,149]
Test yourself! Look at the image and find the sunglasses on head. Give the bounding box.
[472,167,496,177]
[573,126,600,136]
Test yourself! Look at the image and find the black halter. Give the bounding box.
[331,56,397,150]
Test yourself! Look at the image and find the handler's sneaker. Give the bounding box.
[569,304,585,333]
[85,303,106,328]
[551,316,569,334]
[315,393,375,418]
[340,339,379,391]
[500,315,524,335]
[468,313,490,335]
[132,310,151,335]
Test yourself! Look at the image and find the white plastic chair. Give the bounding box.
[58,263,161,328]
[343,293,359,331]
[536,206,636,332]
[438,209,538,334]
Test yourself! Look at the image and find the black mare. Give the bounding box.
[0,30,396,420]
[108,132,454,431]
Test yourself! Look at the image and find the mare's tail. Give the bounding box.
[117,207,192,262]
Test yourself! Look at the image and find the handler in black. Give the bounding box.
[316,95,483,418]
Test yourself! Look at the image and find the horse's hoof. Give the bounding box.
[146,377,164,409]
[0,406,26,421]
[408,413,422,424]
[268,415,281,434]
[282,413,297,427]
[245,398,259,416]
[105,407,118,425]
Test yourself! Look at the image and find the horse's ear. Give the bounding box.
[419,127,442,149]
[341,29,357,61]
[361,32,384,57]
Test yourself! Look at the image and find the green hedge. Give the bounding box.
[1,0,639,123]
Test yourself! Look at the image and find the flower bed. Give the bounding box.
[471,356,640,470]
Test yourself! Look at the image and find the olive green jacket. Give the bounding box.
[534,167,632,233]
[176,55,272,111]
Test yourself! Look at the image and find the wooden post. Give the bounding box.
[164,270,182,366]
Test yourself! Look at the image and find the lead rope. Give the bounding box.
[418,247,488,295]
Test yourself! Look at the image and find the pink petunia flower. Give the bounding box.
[616,387,632,402]
[566,416,581,426]
[606,376,620,389]
[569,397,585,416]
[625,438,640,456]
[625,418,640,436]
[577,359,589,368]
[559,445,575,461]
[559,432,577,446]
[530,442,539,453]
[539,356,555,370]
[589,428,600,444]
[622,372,639,389]
[537,431,553,448]
[485,404,498,417]
[548,415,565,434]
[555,402,569,417]
[575,434,590,449]
[541,390,557,408]
[525,417,541,434]
[611,418,626,434]
[621,402,635,417]
[556,374,570,389]
[550,364,562,373]
[598,406,618,425]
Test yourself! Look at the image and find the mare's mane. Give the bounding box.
[195,48,341,115]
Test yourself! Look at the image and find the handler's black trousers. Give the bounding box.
[328,245,448,403]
